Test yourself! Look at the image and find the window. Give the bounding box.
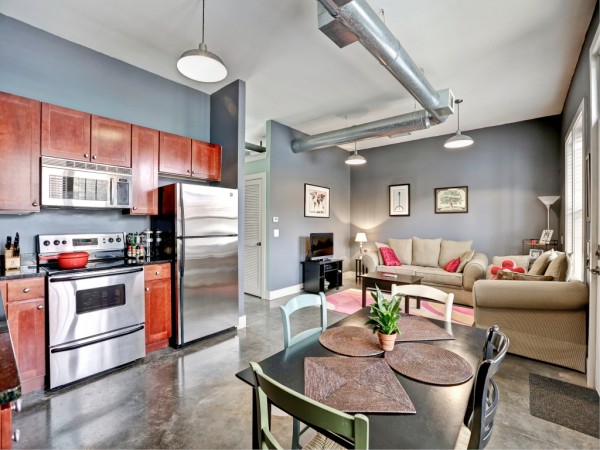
[565,103,585,281]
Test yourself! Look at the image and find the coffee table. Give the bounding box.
[361,271,423,312]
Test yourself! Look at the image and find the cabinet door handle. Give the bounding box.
[186,169,190,173]
[84,153,89,158]
[133,206,138,210]
[155,271,160,275]
[32,201,38,207]
[92,155,97,160]
[145,287,150,292]
[37,304,44,310]
[23,288,30,293]
[192,170,196,174]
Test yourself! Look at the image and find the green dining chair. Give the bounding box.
[456,325,509,449]
[250,362,369,450]
[280,292,328,447]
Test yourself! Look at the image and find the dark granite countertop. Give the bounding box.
[0,265,45,281]
[0,293,21,405]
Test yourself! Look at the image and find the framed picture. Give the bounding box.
[389,184,410,216]
[539,229,553,244]
[529,249,543,259]
[434,186,468,213]
[304,183,330,218]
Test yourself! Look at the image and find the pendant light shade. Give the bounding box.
[345,142,366,165]
[444,99,473,149]
[177,0,227,83]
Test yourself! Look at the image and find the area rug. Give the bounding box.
[325,288,474,326]
[529,373,599,438]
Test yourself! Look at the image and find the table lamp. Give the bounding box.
[537,196,560,230]
[355,232,367,259]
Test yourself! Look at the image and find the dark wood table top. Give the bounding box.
[362,271,423,285]
[236,308,486,449]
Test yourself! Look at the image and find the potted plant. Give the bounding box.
[365,285,402,351]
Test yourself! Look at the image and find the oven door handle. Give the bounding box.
[48,266,144,282]
[50,324,145,353]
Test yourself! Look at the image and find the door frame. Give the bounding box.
[244,172,267,299]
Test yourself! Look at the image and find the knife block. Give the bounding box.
[3,249,20,271]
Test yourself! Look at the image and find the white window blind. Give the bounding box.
[565,109,585,281]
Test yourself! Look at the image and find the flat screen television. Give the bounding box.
[309,233,334,261]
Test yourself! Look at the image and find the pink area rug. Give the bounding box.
[326,288,474,326]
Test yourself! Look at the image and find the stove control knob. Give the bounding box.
[108,238,114,243]
[62,240,67,245]
[53,240,60,245]
[116,237,121,242]
[43,240,50,246]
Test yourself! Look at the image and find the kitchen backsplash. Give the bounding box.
[0,209,149,254]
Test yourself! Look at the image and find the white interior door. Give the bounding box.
[244,174,265,297]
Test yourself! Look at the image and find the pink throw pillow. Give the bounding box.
[444,257,461,273]
[380,247,402,266]
[490,259,526,279]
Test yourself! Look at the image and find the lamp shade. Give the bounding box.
[355,233,367,243]
[177,43,227,82]
[444,131,474,149]
[345,153,366,165]
[537,195,560,206]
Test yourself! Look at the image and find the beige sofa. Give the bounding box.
[361,237,488,307]
[473,254,589,372]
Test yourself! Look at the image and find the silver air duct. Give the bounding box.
[291,0,454,153]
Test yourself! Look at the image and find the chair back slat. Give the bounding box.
[391,284,454,322]
[280,292,327,349]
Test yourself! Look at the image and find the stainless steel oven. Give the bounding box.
[39,233,146,389]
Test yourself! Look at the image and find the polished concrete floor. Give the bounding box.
[13,284,600,449]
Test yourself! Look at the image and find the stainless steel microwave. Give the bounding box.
[41,157,132,209]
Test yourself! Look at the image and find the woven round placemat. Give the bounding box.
[319,326,384,357]
[385,342,474,385]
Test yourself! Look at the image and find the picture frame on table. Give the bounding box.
[434,186,468,213]
[304,183,330,218]
[539,229,553,244]
[389,184,410,216]
[529,248,543,259]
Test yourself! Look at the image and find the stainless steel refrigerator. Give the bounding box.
[154,183,239,346]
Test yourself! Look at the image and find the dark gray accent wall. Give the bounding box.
[210,81,246,315]
[350,117,562,258]
[268,121,351,292]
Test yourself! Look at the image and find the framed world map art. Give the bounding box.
[304,183,330,218]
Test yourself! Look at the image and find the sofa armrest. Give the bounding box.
[462,252,488,291]
[361,251,379,273]
[473,280,588,310]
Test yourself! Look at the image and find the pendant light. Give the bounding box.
[177,0,227,83]
[345,141,366,165]
[444,99,473,149]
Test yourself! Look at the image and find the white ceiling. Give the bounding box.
[0,0,596,151]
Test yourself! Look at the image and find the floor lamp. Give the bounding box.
[538,195,560,230]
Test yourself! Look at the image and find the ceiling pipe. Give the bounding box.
[291,0,454,153]
[292,110,430,153]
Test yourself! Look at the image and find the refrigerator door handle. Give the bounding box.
[178,237,184,277]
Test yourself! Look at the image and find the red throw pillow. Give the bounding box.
[444,257,461,273]
[380,247,402,266]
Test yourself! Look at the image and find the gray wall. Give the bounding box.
[0,14,212,254]
[267,121,351,292]
[350,117,562,258]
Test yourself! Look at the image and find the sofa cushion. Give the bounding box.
[375,242,388,264]
[444,257,461,272]
[380,247,402,266]
[438,239,473,267]
[545,253,570,281]
[457,250,475,273]
[496,271,554,281]
[388,238,412,265]
[414,266,463,288]
[412,237,442,268]
[527,251,553,275]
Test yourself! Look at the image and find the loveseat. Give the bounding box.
[473,254,589,372]
[361,237,488,307]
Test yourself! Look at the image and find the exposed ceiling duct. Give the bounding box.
[291,0,454,153]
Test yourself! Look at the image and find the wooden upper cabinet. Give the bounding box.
[159,132,192,176]
[0,92,41,213]
[130,125,159,215]
[192,140,222,181]
[41,103,90,161]
[91,115,132,167]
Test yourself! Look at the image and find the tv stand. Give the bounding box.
[302,259,343,293]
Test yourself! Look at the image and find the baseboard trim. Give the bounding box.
[266,284,303,300]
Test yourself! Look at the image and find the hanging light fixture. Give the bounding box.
[345,141,366,165]
[444,99,473,149]
[177,0,227,83]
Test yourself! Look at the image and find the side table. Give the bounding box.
[355,258,368,281]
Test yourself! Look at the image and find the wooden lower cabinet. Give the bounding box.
[144,264,172,353]
[0,403,12,449]
[5,278,46,394]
